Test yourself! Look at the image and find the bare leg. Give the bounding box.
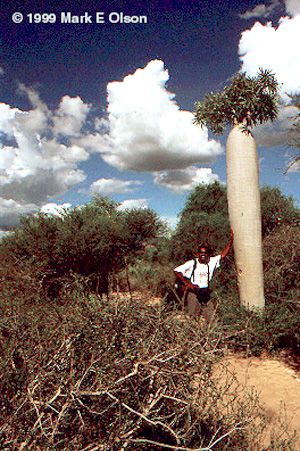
[201,300,215,325]
[186,292,201,318]
[186,292,216,325]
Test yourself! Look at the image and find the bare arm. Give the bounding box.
[220,228,234,259]
[174,271,197,290]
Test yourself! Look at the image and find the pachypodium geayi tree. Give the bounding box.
[194,70,280,310]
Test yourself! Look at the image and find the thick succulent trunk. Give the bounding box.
[226,123,265,310]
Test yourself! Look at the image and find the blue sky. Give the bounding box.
[0,0,300,230]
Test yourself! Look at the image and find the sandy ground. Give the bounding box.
[216,354,300,448]
[110,293,300,447]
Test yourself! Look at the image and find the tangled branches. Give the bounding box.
[0,293,291,450]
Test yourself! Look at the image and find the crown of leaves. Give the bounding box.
[194,69,280,135]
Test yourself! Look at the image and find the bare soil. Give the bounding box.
[111,293,300,447]
[217,353,300,448]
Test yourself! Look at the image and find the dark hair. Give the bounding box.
[197,243,212,256]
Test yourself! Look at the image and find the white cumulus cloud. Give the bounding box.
[101,60,222,172]
[0,60,223,230]
[117,198,149,210]
[239,15,300,101]
[53,95,91,137]
[153,167,220,194]
[160,214,179,230]
[40,202,72,216]
[238,9,300,146]
[0,90,92,206]
[90,178,142,196]
[252,105,298,146]
[0,198,38,230]
[284,0,300,16]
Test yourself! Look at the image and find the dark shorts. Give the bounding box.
[186,291,215,323]
[193,287,212,303]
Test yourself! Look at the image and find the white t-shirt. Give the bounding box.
[174,255,221,288]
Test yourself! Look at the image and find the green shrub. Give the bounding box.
[263,224,300,296]
[217,294,300,357]
[128,260,175,296]
[171,182,230,261]
[171,183,300,264]
[0,197,167,301]
[261,186,300,236]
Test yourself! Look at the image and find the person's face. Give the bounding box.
[198,247,210,263]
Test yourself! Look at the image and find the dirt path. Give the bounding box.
[217,354,300,448]
[111,293,300,446]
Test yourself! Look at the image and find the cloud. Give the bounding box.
[0,198,38,230]
[0,103,23,134]
[239,0,282,19]
[18,84,50,114]
[239,15,300,101]
[0,90,91,207]
[0,87,95,229]
[252,105,298,146]
[53,96,91,137]
[284,0,300,16]
[90,178,142,196]
[238,9,300,145]
[0,60,222,230]
[40,202,72,216]
[153,167,220,194]
[117,198,149,210]
[75,132,113,155]
[236,0,300,150]
[160,214,179,230]
[100,60,222,172]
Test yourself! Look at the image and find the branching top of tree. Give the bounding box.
[194,69,280,135]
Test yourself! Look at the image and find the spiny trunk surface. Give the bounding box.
[226,124,265,310]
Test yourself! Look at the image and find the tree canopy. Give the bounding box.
[194,69,280,135]
[0,197,166,286]
[171,182,300,262]
[171,182,230,261]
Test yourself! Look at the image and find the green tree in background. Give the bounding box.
[123,207,166,256]
[261,186,300,235]
[171,182,230,261]
[0,196,165,297]
[171,183,300,262]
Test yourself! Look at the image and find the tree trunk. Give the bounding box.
[226,123,265,310]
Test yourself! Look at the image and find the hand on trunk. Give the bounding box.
[221,228,234,259]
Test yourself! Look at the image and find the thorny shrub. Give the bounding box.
[0,293,296,451]
[217,294,300,358]
[263,225,300,297]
